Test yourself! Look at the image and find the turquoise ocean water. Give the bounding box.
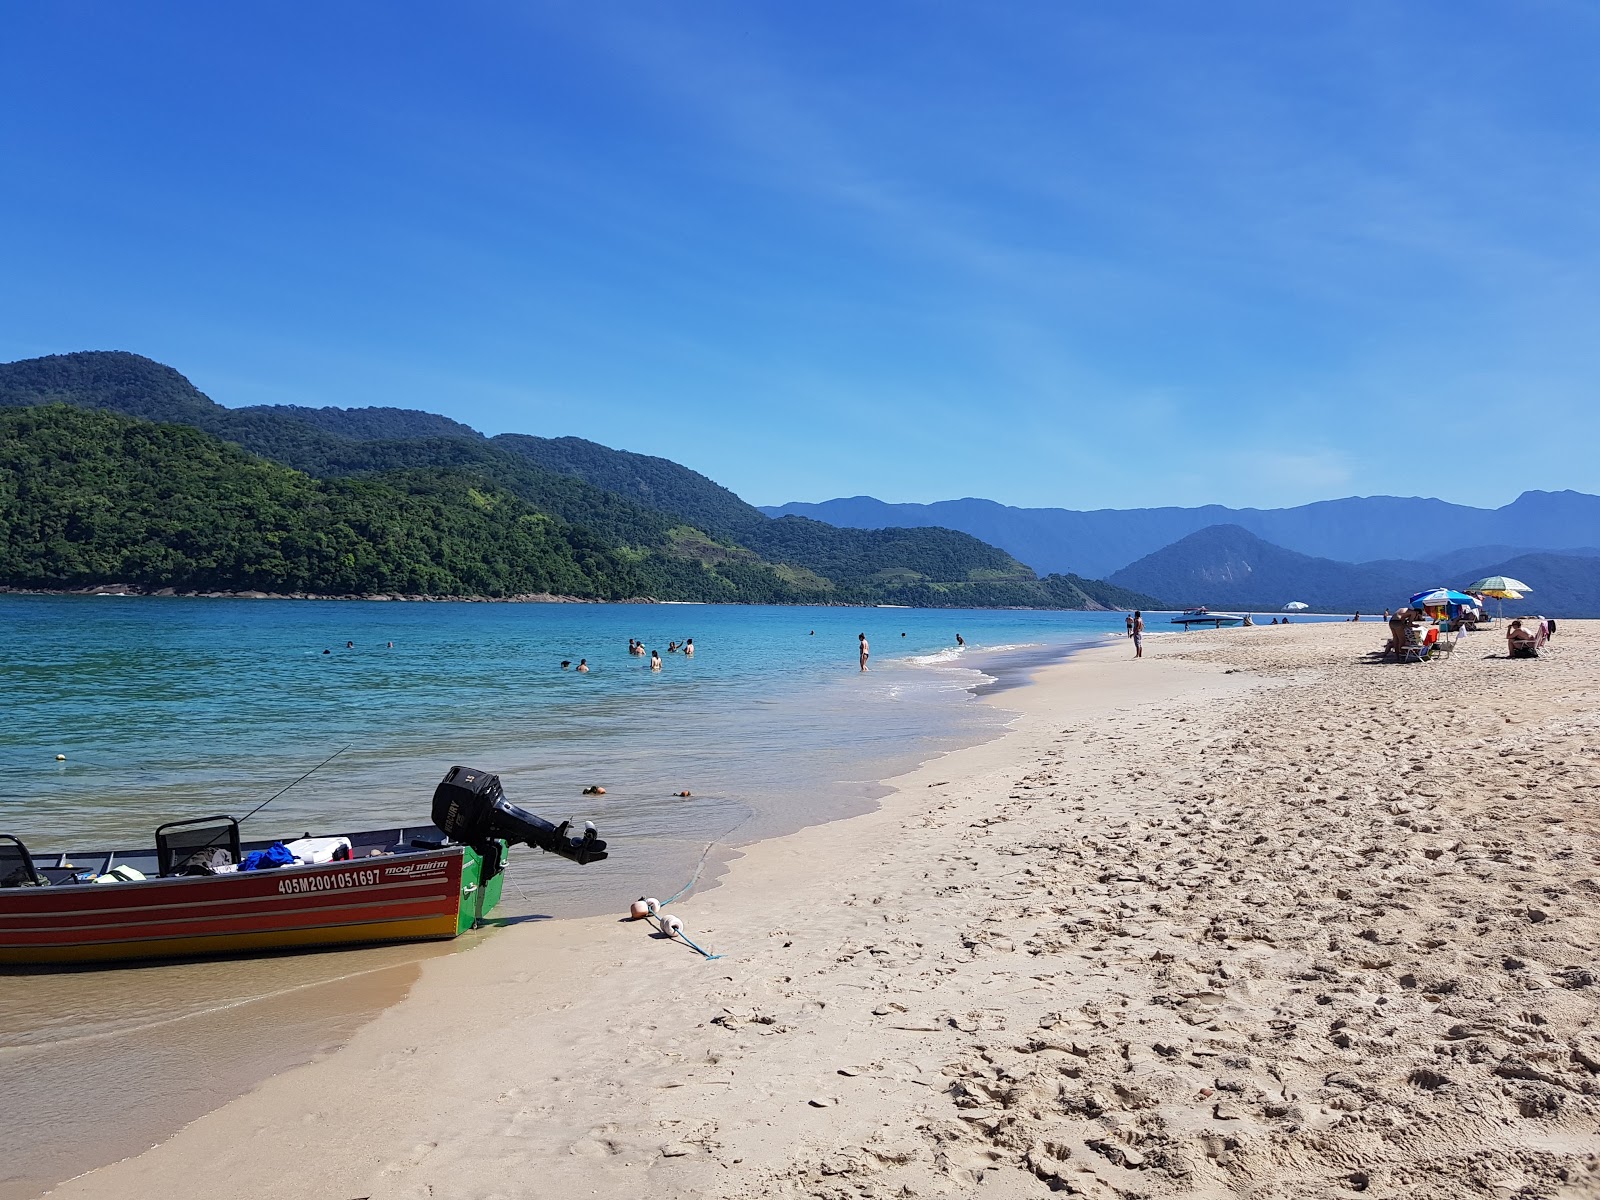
[1,597,1349,919]
[1,596,1142,919]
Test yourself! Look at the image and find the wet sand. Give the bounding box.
[1,942,446,1200]
[41,621,1600,1199]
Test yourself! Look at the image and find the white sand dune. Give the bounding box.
[50,621,1600,1199]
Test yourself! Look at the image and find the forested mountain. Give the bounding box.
[764,491,1600,579]
[0,406,639,598]
[495,434,762,540]
[0,352,1160,608]
[1106,524,1600,616]
[242,404,483,442]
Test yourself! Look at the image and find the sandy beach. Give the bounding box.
[43,620,1600,1200]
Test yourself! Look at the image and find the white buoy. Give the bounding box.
[663,914,684,936]
[643,897,661,916]
[55,754,66,761]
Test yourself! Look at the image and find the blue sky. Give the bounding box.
[3,3,1598,510]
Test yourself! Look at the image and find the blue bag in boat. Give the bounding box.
[241,842,296,871]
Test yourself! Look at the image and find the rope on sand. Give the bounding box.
[631,896,723,960]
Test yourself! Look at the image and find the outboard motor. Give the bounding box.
[432,766,608,865]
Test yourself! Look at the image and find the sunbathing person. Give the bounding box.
[1507,619,1540,658]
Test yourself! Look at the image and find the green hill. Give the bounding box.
[494,433,763,540]
[0,406,640,598]
[0,351,1162,608]
[241,403,483,442]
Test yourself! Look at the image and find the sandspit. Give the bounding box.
[47,622,1600,1199]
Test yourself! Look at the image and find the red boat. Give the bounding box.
[0,765,607,967]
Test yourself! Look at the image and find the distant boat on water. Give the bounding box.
[1170,608,1246,629]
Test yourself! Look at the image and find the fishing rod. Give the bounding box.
[240,744,351,825]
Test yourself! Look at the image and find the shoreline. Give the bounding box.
[8,630,1066,1199]
[40,622,1600,1198]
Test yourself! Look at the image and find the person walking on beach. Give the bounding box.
[1132,611,1144,659]
[858,632,870,672]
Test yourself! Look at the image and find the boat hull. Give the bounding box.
[1170,612,1245,628]
[0,843,498,966]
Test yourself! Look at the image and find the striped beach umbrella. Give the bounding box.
[1465,575,1531,622]
[1465,575,1531,598]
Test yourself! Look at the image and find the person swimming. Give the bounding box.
[683,638,694,656]
[650,650,662,671]
[577,659,589,673]
[560,660,571,670]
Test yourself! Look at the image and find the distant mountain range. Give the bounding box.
[1104,525,1600,617]
[9,351,1588,615]
[764,493,1600,580]
[0,352,1156,609]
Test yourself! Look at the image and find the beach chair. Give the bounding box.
[155,814,241,876]
[1430,629,1461,660]
[1508,622,1548,659]
[1394,621,1434,663]
[0,834,45,888]
[1386,618,1425,660]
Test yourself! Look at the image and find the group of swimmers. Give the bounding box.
[553,637,693,674]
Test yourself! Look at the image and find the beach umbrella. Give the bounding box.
[1464,575,1531,622]
[1409,588,1476,609]
[1465,575,1531,597]
[1283,601,1309,611]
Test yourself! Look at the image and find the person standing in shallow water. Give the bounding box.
[1126,613,1134,638]
[650,649,662,672]
[1132,611,1144,659]
[858,632,870,672]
